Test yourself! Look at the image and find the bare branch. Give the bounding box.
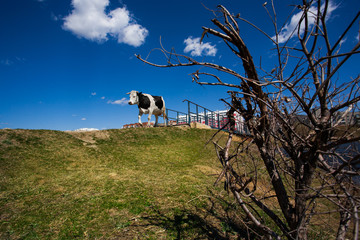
[136,2,360,239]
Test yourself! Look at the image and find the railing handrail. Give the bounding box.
[182,99,214,113]
[166,108,188,116]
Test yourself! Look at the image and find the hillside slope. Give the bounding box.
[0,127,231,239]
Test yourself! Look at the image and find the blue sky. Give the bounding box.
[0,0,359,130]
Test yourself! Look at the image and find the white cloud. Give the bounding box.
[107,97,128,106]
[74,128,99,132]
[1,57,26,66]
[81,118,87,121]
[91,92,97,96]
[0,59,14,66]
[184,37,217,57]
[339,37,347,45]
[274,1,338,43]
[121,24,149,46]
[63,0,148,47]
[51,13,59,21]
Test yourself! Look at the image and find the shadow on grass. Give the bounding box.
[140,189,257,239]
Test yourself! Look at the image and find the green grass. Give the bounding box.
[0,127,235,239]
[1,127,346,239]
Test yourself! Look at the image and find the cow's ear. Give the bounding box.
[126,92,131,94]
[138,92,142,95]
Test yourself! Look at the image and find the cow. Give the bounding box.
[127,90,168,127]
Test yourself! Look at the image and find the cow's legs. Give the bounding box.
[138,112,143,127]
[163,112,167,127]
[147,113,152,127]
[154,115,159,127]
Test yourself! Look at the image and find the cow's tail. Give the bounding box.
[163,110,169,120]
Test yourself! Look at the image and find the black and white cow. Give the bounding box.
[127,90,168,127]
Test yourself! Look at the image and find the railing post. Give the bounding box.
[204,109,207,125]
[187,100,191,124]
[196,105,199,123]
[211,111,214,128]
[217,111,220,129]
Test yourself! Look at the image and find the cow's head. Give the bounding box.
[126,90,139,105]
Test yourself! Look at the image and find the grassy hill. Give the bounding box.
[0,127,239,239]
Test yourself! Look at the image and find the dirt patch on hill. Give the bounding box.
[0,129,31,149]
[66,130,110,147]
[195,165,221,176]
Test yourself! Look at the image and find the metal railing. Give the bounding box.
[183,99,219,128]
[185,99,242,132]
[165,108,188,126]
[166,99,249,135]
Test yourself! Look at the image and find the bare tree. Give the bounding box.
[136,1,360,239]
